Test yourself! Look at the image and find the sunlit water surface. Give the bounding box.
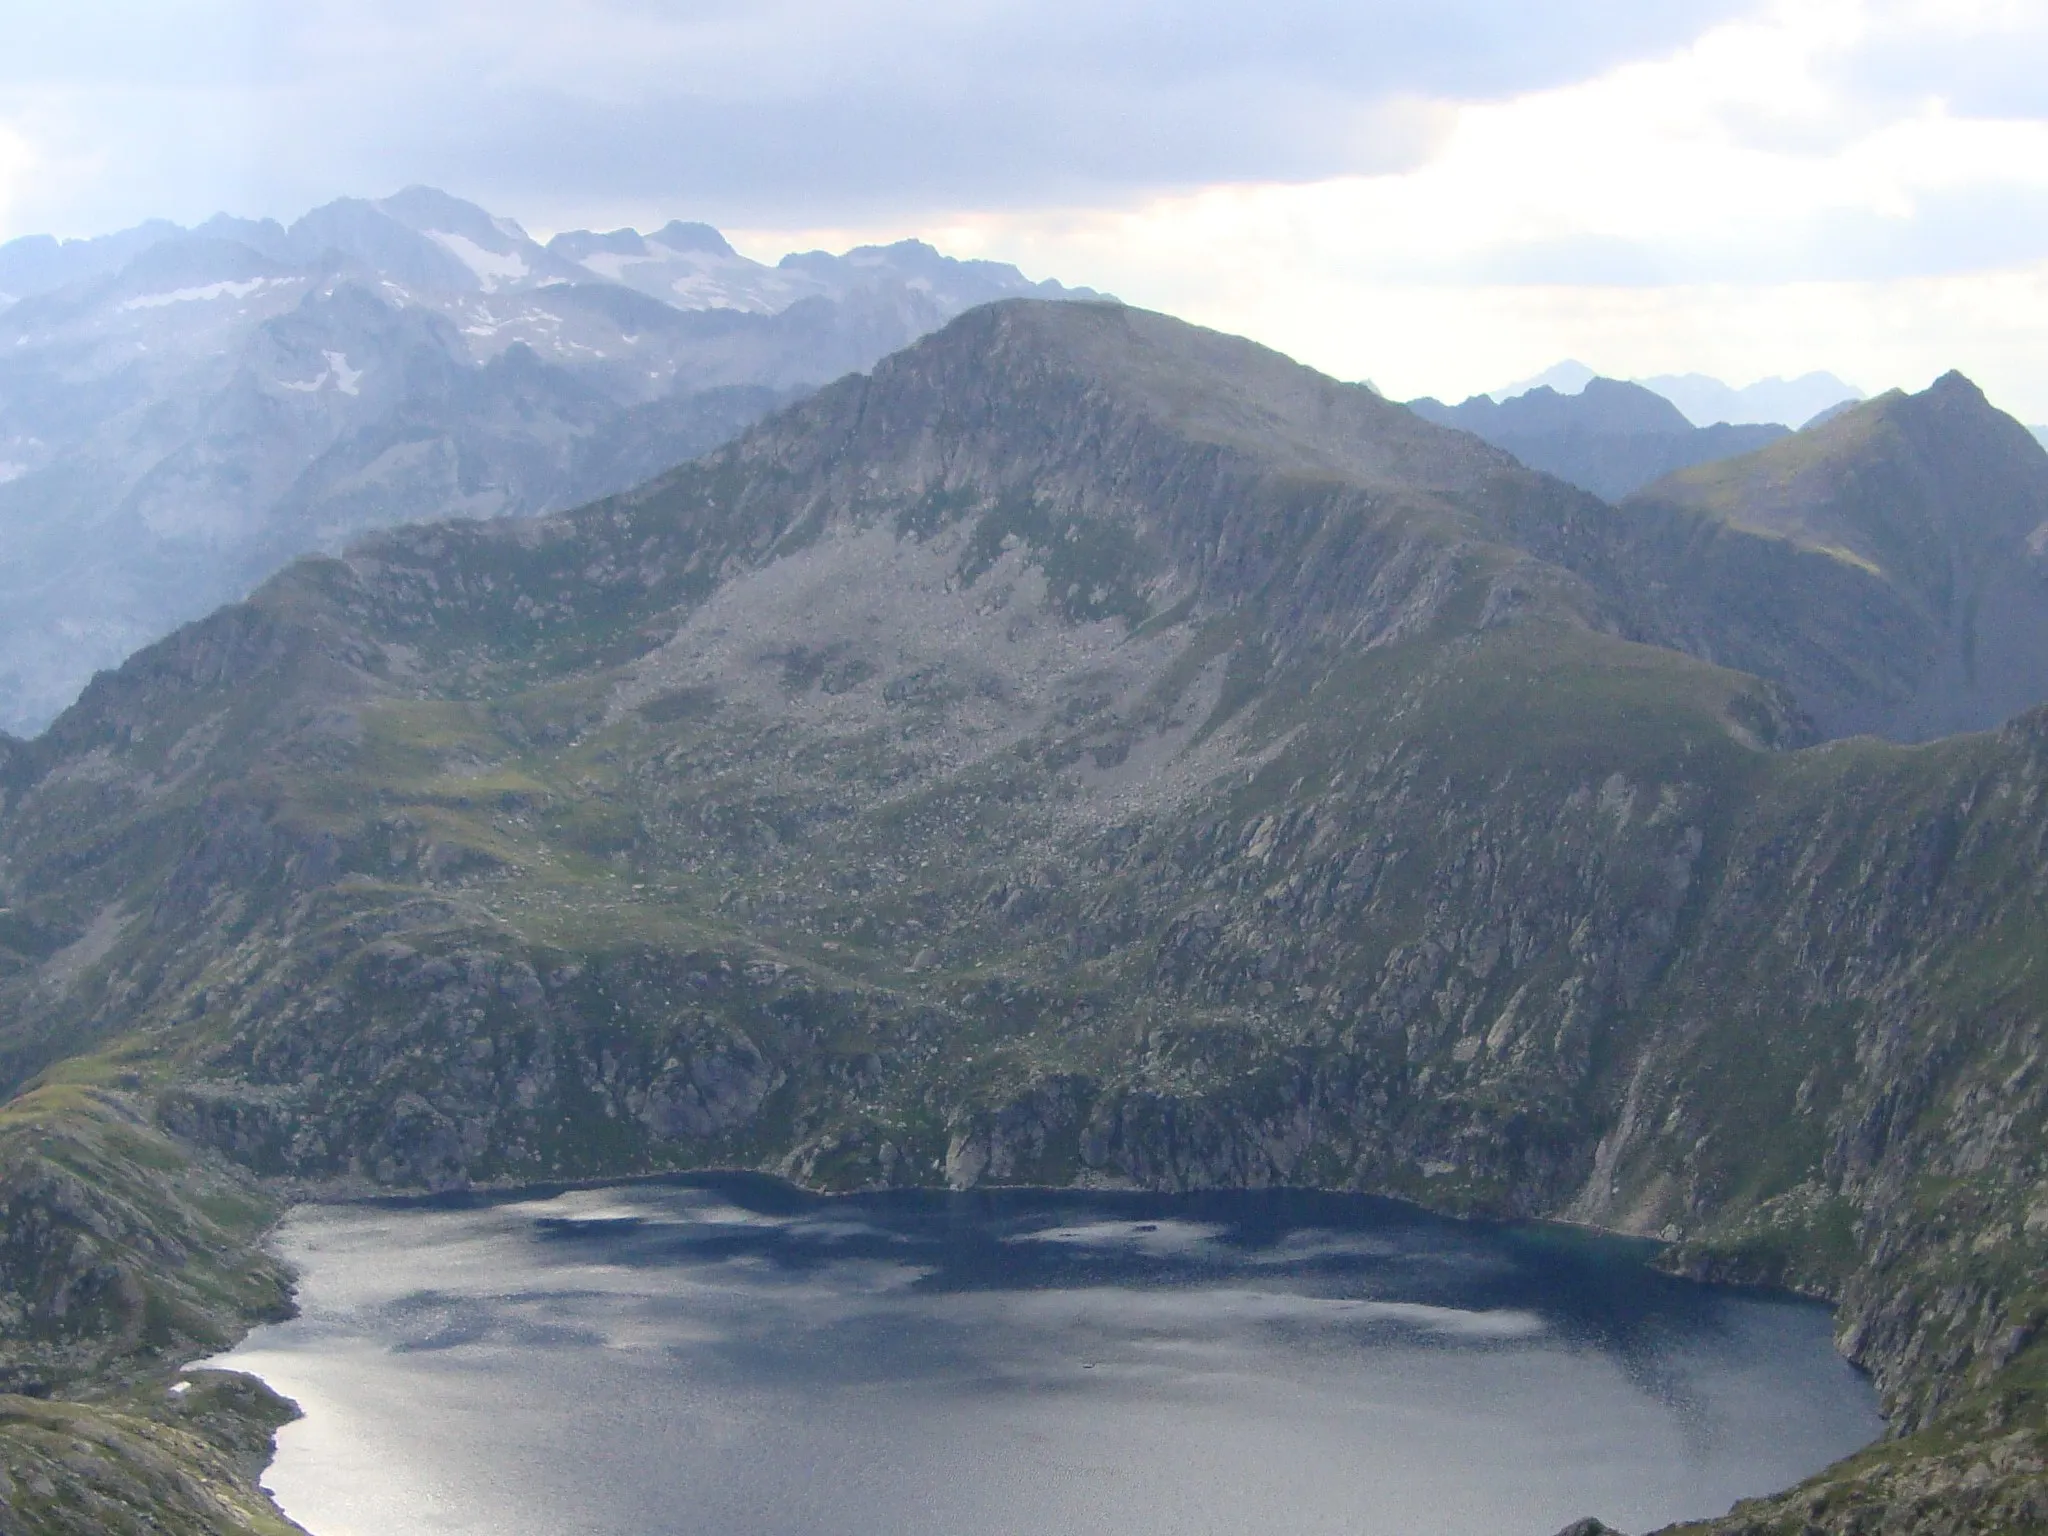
[213,1179,1881,1536]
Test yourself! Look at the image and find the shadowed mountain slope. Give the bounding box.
[1408,378,1788,501]
[1619,372,2048,740]
[0,302,2043,1533]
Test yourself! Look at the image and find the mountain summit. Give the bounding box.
[1621,369,2048,739]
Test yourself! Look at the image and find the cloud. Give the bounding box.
[1821,0,2048,120]
[0,122,33,232]
[6,0,2046,419]
[761,0,2048,415]
[0,0,1751,235]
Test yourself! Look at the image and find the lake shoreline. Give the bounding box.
[211,1177,1884,1536]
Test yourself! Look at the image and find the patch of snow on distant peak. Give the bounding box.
[120,278,273,311]
[325,350,362,396]
[574,251,638,284]
[426,231,529,291]
[0,461,24,485]
[665,266,801,314]
[277,351,361,396]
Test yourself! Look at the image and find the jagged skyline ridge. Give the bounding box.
[9,188,2033,439]
[0,187,1097,737]
[1482,358,1865,428]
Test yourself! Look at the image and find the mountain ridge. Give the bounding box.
[1488,359,1864,428]
[1618,370,2048,740]
[1407,377,1790,500]
[0,301,2042,1534]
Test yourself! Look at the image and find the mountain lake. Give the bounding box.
[210,1178,1882,1536]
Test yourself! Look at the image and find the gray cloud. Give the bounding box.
[1,0,1754,235]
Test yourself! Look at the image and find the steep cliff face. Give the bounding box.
[0,301,2044,1534]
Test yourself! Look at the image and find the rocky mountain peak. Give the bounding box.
[1653,369,2047,561]
[723,298,1582,587]
[653,221,736,257]
[1622,368,2048,739]
[1925,367,1985,402]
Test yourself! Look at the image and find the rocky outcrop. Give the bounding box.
[0,1092,291,1390]
[0,1375,305,1536]
[0,1090,299,1535]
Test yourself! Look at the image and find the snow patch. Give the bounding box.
[427,231,529,290]
[277,351,360,396]
[0,461,23,484]
[575,251,637,283]
[665,267,794,313]
[120,278,273,311]
[326,350,363,396]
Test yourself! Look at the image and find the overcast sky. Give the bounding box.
[3,0,2047,412]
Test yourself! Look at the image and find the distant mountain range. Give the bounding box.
[1492,359,1864,428]
[1406,377,1788,501]
[0,187,1098,735]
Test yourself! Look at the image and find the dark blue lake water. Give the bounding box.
[214,1177,1880,1536]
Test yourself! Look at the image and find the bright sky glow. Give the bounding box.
[729,0,2048,412]
[4,0,2048,411]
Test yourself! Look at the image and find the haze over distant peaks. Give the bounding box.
[1489,359,1601,401]
[1408,376,1788,501]
[1490,359,1863,428]
[0,187,1100,735]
